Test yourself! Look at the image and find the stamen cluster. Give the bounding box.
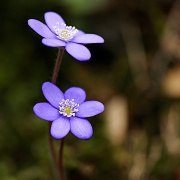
[54,22,78,41]
[59,99,79,117]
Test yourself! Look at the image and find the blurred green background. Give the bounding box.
[1,0,180,179]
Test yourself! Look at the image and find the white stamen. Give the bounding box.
[59,99,79,117]
[53,22,78,42]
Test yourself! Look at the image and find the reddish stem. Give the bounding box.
[47,47,65,179]
[52,47,65,84]
[59,138,65,180]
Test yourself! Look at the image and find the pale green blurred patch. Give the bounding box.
[60,0,111,15]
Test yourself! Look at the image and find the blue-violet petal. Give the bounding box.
[70,117,93,140]
[72,34,104,44]
[42,38,66,47]
[45,12,65,34]
[64,87,86,104]
[73,30,85,37]
[42,82,64,108]
[76,101,104,118]
[33,102,60,121]
[51,117,70,139]
[28,19,56,38]
[65,42,91,61]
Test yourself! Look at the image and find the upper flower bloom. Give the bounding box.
[28,12,104,61]
[33,82,104,140]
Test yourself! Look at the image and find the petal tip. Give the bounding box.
[27,19,32,25]
[42,81,51,87]
[99,102,105,112]
[27,19,36,28]
[42,82,52,91]
[75,52,91,61]
[44,11,58,17]
[100,37,105,43]
[79,133,93,140]
[96,36,104,43]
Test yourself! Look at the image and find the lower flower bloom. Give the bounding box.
[33,82,104,140]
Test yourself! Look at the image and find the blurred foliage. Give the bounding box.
[1,0,180,179]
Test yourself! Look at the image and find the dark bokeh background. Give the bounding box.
[1,0,180,179]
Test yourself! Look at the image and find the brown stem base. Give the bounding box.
[59,138,65,180]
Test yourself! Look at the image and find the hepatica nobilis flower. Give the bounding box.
[28,12,104,61]
[33,82,104,140]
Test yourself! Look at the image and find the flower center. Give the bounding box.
[59,99,79,117]
[53,22,78,42]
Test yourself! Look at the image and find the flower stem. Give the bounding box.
[48,121,58,166]
[47,47,65,179]
[52,47,65,84]
[59,137,65,180]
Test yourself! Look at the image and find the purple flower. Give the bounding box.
[33,82,104,140]
[28,12,104,61]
